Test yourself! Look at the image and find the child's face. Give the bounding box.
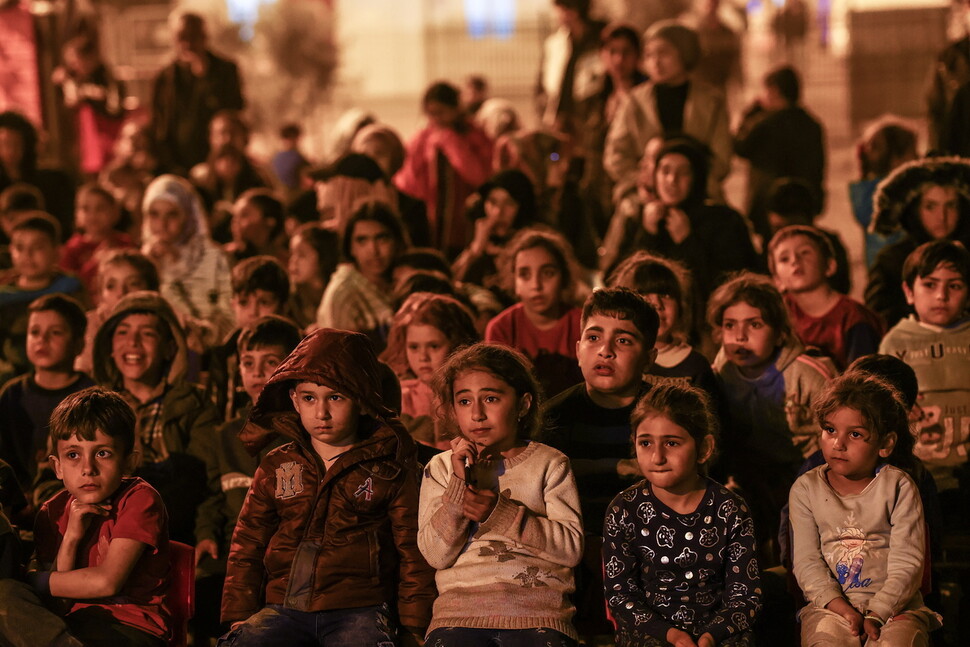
[52,429,134,505]
[577,313,655,397]
[483,188,519,239]
[720,301,780,378]
[288,235,321,286]
[643,293,679,343]
[601,36,639,80]
[903,262,969,327]
[110,313,171,387]
[232,289,283,329]
[27,310,79,371]
[76,191,118,238]
[918,184,960,240]
[452,369,530,453]
[100,262,149,311]
[10,229,58,282]
[655,153,693,206]
[424,100,461,129]
[289,381,360,450]
[232,199,273,247]
[406,324,451,384]
[514,246,564,319]
[349,220,396,281]
[635,414,711,495]
[771,234,833,294]
[239,344,287,402]
[643,37,687,85]
[145,198,187,246]
[819,406,895,485]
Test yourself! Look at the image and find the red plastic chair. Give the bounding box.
[166,541,196,647]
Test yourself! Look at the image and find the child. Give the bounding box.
[92,290,220,543]
[60,183,134,298]
[604,383,762,647]
[418,342,583,645]
[380,292,479,452]
[708,272,835,563]
[609,251,717,398]
[269,122,310,197]
[790,373,941,646]
[220,328,435,645]
[285,222,339,331]
[0,387,169,647]
[769,225,883,370]
[879,240,970,499]
[224,188,286,266]
[485,227,584,398]
[0,294,94,502]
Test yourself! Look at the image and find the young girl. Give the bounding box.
[485,227,584,398]
[285,222,339,332]
[790,373,941,646]
[609,251,717,398]
[60,183,134,298]
[418,342,583,646]
[604,383,762,647]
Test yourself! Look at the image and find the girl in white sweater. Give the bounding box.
[418,342,583,646]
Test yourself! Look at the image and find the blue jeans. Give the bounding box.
[218,603,397,647]
[424,627,576,647]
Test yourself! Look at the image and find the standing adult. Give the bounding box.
[149,12,244,175]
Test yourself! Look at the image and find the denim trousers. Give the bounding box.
[218,602,398,647]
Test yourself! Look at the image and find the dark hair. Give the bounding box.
[765,65,800,104]
[423,81,460,109]
[311,152,386,183]
[396,247,453,278]
[238,314,302,355]
[860,118,918,178]
[49,387,136,457]
[767,225,837,277]
[601,22,640,51]
[432,342,542,440]
[706,272,793,345]
[28,293,87,341]
[392,272,460,311]
[609,252,692,344]
[655,136,710,208]
[466,74,488,92]
[478,169,538,226]
[341,201,408,264]
[381,292,480,378]
[76,182,117,209]
[11,211,62,244]
[231,255,290,304]
[0,111,38,177]
[498,227,578,300]
[846,354,919,409]
[292,222,340,285]
[813,372,914,473]
[237,188,285,239]
[631,382,719,467]
[902,240,970,287]
[766,177,819,220]
[0,183,44,214]
[554,0,591,18]
[581,287,660,350]
[99,249,160,292]
[280,123,302,140]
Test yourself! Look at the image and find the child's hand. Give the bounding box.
[195,538,219,566]
[863,613,883,642]
[697,633,715,647]
[665,207,691,244]
[825,598,864,636]
[462,485,498,522]
[450,437,477,484]
[65,499,111,541]
[666,626,698,647]
[642,201,666,235]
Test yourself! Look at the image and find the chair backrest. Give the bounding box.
[166,541,196,647]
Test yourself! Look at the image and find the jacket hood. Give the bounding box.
[871,156,970,240]
[92,290,189,388]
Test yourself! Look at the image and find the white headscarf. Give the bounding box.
[141,174,211,277]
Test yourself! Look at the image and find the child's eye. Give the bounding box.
[723,322,734,330]
[328,394,343,402]
[66,451,79,460]
[484,396,499,403]
[849,431,864,440]
[541,268,559,279]
[821,425,835,434]
[97,450,112,458]
[750,321,763,329]
[584,333,599,342]
[638,439,651,447]
[456,398,471,406]
[666,440,680,447]
[406,344,418,351]
[302,395,315,403]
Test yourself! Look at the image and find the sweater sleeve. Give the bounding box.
[866,473,925,621]
[790,474,844,610]
[388,460,437,632]
[417,452,473,570]
[476,455,583,568]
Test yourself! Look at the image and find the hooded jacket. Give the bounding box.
[221,328,435,631]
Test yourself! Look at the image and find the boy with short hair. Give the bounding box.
[0,294,95,502]
[0,386,170,647]
[769,224,883,370]
[220,328,435,645]
[879,240,970,498]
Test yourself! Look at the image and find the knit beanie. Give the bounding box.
[644,21,701,72]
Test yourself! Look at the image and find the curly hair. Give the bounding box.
[380,292,479,378]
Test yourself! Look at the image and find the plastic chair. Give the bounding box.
[166,541,196,647]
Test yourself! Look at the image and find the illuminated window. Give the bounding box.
[465,0,516,40]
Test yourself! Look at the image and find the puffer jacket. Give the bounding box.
[221,328,435,632]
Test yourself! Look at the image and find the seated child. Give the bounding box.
[380,292,479,453]
[59,183,134,299]
[605,383,762,647]
[91,291,219,543]
[708,272,835,563]
[878,240,970,508]
[418,342,583,646]
[0,213,85,381]
[206,255,289,423]
[224,188,287,266]
[286,222,339,331]
[769,225,883,371]
[485,227,584,398]
[220,328,435,645]
[609,251,718,398]
[0,387,170,647]
[0,294,94,503]
[790,373,941,646]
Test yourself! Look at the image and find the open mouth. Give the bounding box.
[593,364,614,376]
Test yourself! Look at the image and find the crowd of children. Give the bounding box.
[1,3,970,647]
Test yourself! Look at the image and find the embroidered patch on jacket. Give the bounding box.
[355,476,374,501]
[275,461,304,499]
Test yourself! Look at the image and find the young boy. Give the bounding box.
[0,387,170,647]
[206,255,289,423]
[220,328,435,645]
[92,291,219,544]
[0,294,95,503]
[0,213,85,381]
[879,240,970,499]
[769,224,883,370]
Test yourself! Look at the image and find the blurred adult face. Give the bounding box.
[655,153,694,206]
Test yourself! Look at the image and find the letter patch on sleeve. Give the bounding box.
[275,461,305,499]
[355,476,374,501]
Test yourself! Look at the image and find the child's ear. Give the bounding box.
[288,387,299,411]
[50,454,63,480]
[878,432,897,459]
[824,257,837,279]
[902,281,916,306]
[518,393,533,420]
[124,450,140,475]
[645,346,659,370]
[697,434,716,465]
